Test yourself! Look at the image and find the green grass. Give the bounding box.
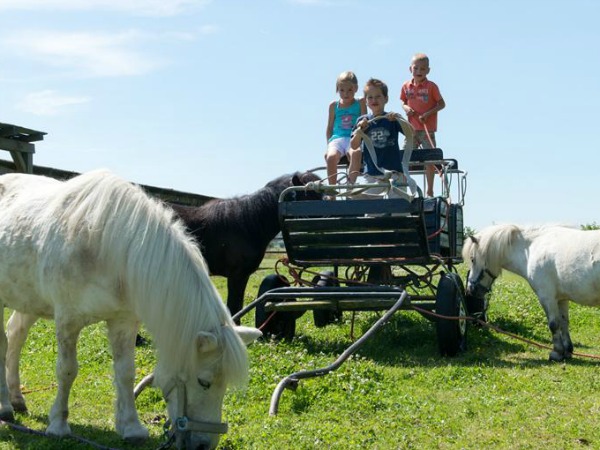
[2,262,600,449]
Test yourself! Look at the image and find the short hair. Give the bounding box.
[336,71,358,92]
[364,78,388,97]
[411,53,430,66]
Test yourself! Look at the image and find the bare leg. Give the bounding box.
[0,306,14,421]
[107,318,149,443]
[325,150,342,185]
[6,312,39,412]
[426,164,435,197]
[47,318,83,437]
[347,148,363,184]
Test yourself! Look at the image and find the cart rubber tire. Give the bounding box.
[435,272,467,356]
[255,274,296,340]
[312,271,343,327]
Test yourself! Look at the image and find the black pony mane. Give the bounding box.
[186,170,320,239]
[170,170,321,314]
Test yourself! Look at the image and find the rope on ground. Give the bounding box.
[411,305,600,360]
[0,419,123,450]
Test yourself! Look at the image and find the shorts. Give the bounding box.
[403,130,436,149]
[327,137,352,156]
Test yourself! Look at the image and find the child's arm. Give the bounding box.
[326,101,336,141]
[400,86,415,118]
[350,118,368,149]
[420,97,446,121]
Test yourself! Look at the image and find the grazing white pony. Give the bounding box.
[0,170,261,450]
[462,223,600,362]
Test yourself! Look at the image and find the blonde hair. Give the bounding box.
[336,71,358,92]
[411,53,430,66]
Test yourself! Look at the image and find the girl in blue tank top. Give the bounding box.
[325,71,367,185]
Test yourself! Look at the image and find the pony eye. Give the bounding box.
[198,378,211,390]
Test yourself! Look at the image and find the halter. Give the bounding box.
[162,377,228,448]
[470,267,497,296]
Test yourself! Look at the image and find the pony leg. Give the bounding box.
[47,318,83,437]
[539,296,569,361]
[0,306,15,422]
[227,274,250,322]
[6,312,38,412]
[557,300,573,358]
[106,318,149,443]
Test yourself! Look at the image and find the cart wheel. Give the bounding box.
[255,274,297,340]
[435,272,467,356]
[312,271,343,327]
[465,271,489,323]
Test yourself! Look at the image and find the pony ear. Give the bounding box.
[234,326,262,346]
[291,173,302,186]
[196,331,219,354]
[470,235,479,245]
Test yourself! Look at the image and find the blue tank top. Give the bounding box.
[329,100,361,142]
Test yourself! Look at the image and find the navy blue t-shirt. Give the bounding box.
[353,113,405,176]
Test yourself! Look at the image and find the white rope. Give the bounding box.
[352,113,419,197]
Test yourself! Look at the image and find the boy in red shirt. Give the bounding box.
[400,53,445,197]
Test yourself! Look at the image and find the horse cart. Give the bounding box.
[234,142,479,415]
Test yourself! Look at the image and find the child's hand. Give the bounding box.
[404,105,415,117]
[357,118,369,130]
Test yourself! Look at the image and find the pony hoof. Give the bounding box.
[12,403,27,413]
[123,425,149,445]
[11,398,28,413]
[549,351,565,362]
[46,422,71,437]
[0,409,15,423]
[124,435,149,446]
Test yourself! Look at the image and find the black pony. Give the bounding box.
[171,171,321,318]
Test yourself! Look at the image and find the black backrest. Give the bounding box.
[279,198,430,267]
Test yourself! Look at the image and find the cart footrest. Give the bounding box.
[266,298,410,312]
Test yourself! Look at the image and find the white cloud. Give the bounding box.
[0,0,212,17]
[198,24,219,35]
[17,90,91,116]
[4,30,164,77]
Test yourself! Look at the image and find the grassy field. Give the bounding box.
[2,261,600,449]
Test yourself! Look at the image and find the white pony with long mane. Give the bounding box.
[462,223,600,362]
[0,170,261,449]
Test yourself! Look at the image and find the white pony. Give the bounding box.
[462,223,600,362]
[0,170,261,449]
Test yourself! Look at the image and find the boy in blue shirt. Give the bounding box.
[348,78,407,189]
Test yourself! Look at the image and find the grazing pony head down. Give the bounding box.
[0,170,261,450]
[462,224,521,297]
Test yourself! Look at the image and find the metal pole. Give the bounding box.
[269,291,408,415]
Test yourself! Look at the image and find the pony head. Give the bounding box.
[290,171,323,201]
[462,224,520,298]
[155,325,261,450]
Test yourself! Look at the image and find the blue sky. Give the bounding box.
[1,0,599,231]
